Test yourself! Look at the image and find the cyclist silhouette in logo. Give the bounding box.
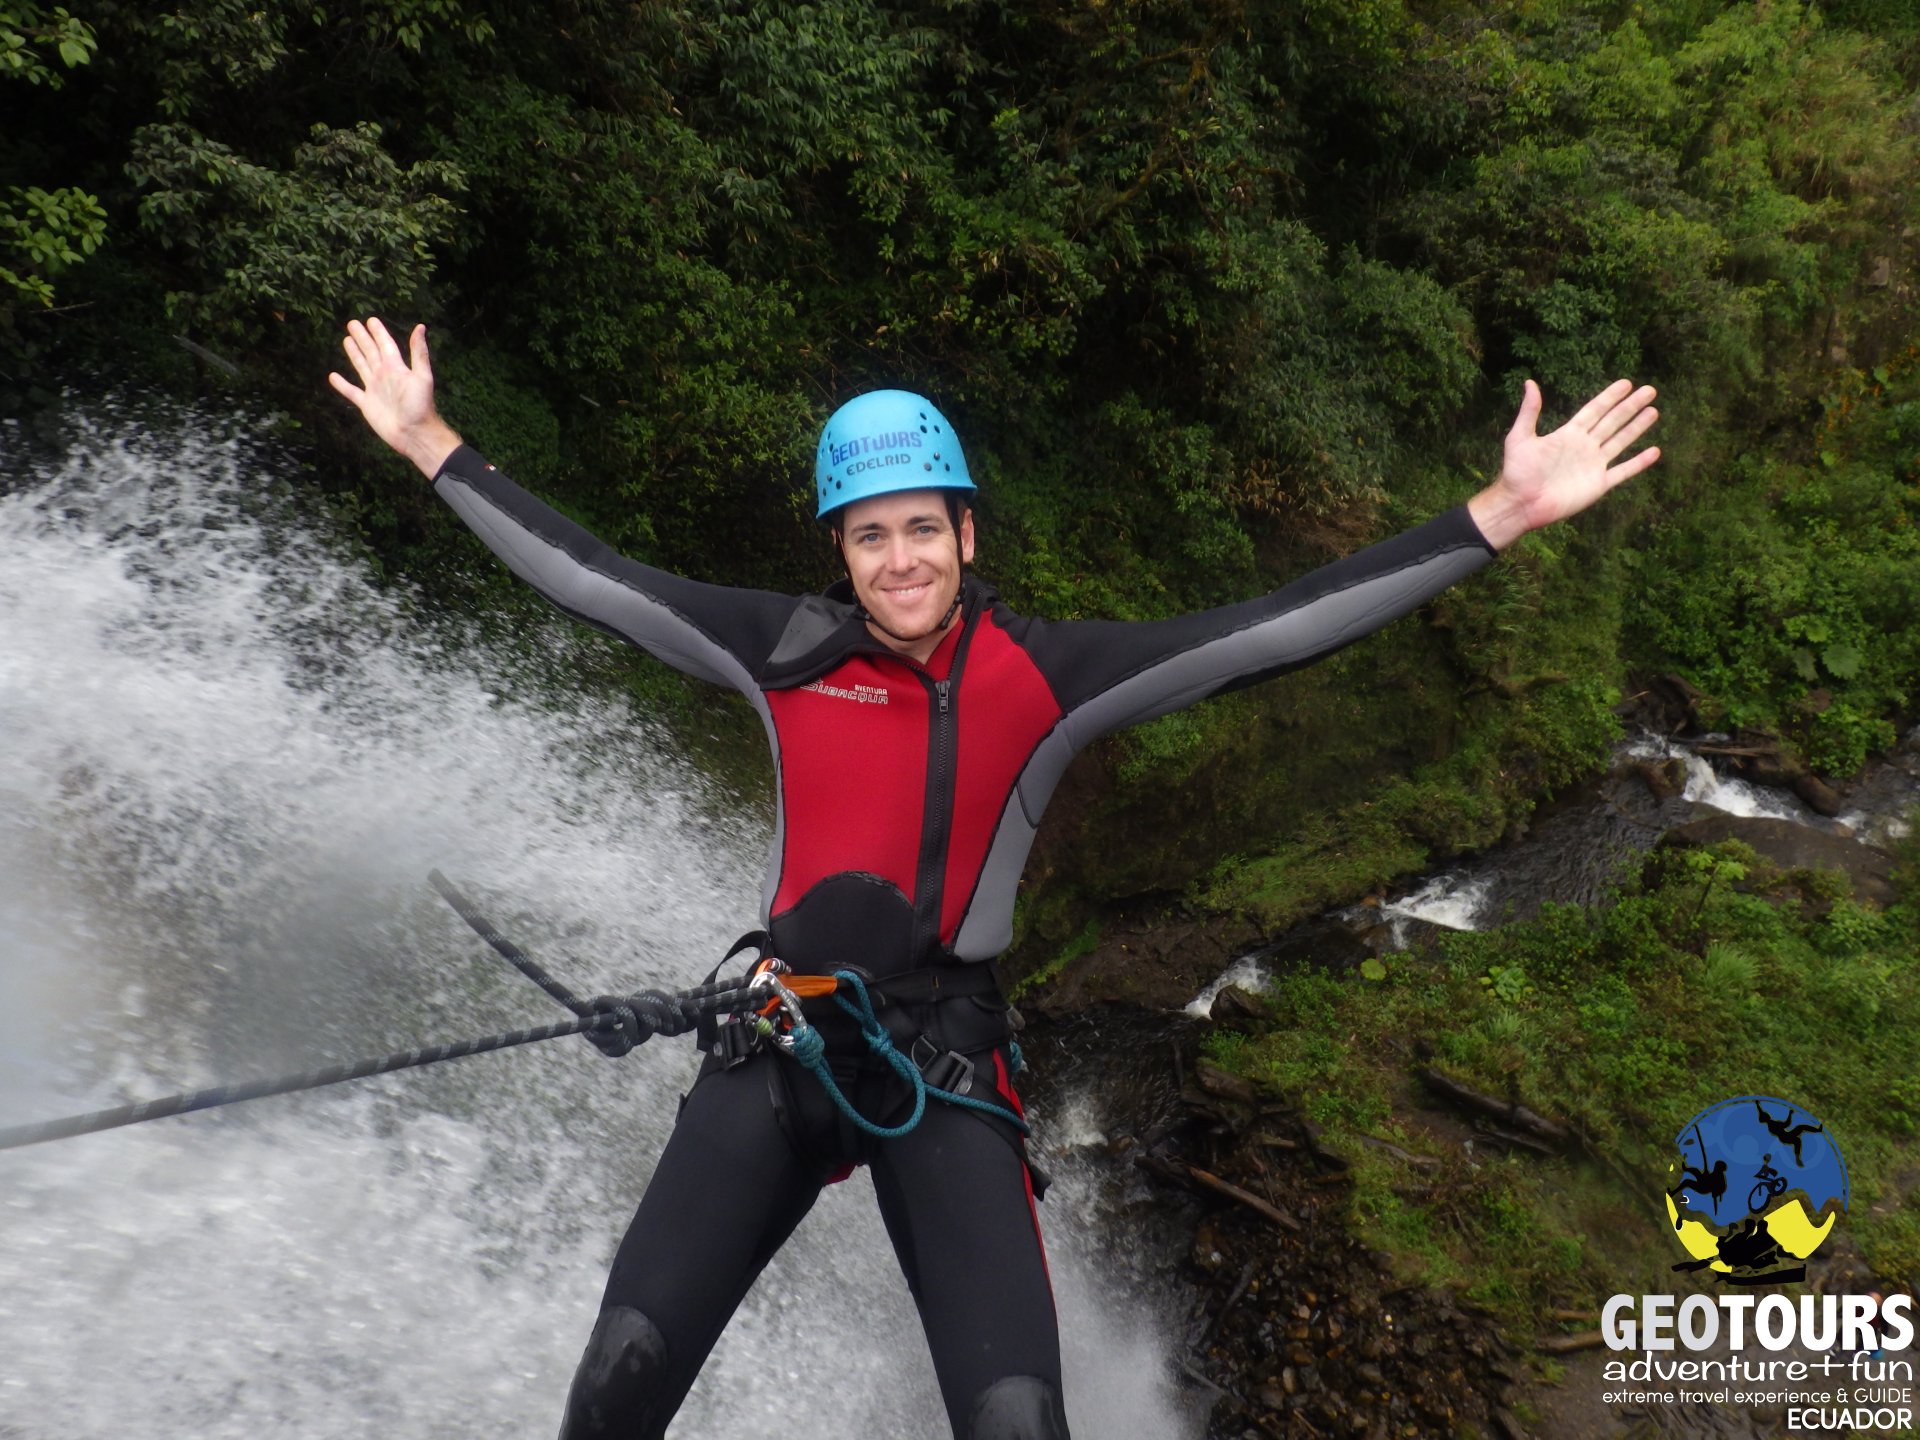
[1748,1153,1789,1214]
[1755,1099,1824,1168]
[1669,1157,1730,1225]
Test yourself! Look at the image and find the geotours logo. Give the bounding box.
[1597,1096,1913,1432]
[1664,1094,1848,1286]
[829,430,923,476]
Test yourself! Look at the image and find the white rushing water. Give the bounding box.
[1183,955,1269,1019]
[1378,872,1493,935]
[0,402,1197,1439]
[1623,732,1804,822]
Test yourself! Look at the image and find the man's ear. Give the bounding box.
[958,508,976,565]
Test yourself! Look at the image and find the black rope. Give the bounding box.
[0,1013,611,1153]
[0,877,777,1153]
[429,868,591,1016]
[0,980,776,1153]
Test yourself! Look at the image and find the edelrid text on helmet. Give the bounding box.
[815,389,974,522]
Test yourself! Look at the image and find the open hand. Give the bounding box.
[1468,378,1661,550]
[328,317,463,480]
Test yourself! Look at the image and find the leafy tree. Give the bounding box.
[126,121,464,344]
[1,2,101,314]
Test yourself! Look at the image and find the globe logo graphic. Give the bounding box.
[1664,1095,1849,1284]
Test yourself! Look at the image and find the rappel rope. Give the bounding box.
[783,969,1027,1139]
[1,876,1026,1152]
[429,867,594,1015]
[0,1015,610,1151]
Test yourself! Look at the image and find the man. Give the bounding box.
[331,316,1659,1439]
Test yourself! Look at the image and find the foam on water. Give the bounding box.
[0,402,1197,1438]
[1184,954,1269,1018]
[1624,733,1803,821]
[1382,872,1493,933]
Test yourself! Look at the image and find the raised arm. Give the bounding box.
[329,317,802,692]
[1009,378,1660,742]
[328,317,463,480]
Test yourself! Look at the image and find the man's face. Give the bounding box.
[837,490,975,659]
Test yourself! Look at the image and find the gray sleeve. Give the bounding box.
[1012,505,1498,744]
[433,446,802,692]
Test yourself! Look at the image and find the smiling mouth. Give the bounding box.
[885,583,932,600]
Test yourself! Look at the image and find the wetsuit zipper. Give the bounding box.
[908,598,978,964]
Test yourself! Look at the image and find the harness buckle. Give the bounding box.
[712,1018,761,1068]
[910,1035,975,1097]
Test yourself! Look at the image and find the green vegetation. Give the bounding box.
[1628,355,1920,774]
[5,0,1918,950]
[1205,836,1920,1323]
[1008,917,1103,1003]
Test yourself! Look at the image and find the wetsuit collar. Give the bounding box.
[760,575,990,690]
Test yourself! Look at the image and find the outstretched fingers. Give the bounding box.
[1591,383,1658,442]
[1569,378,1637,434]
[365,315,404,362]
[1605,442,1662,489]
[1599,401,1660,462]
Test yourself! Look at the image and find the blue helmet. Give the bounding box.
[814,389,974,522]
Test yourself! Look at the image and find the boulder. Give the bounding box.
[1658,814,1895,907]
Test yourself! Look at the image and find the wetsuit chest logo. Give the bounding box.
[800,678,891,705]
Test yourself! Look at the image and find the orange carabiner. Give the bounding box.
[744,958,838,1021]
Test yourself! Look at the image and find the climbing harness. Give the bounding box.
[0,873,1027,1152]
[762,964,1027,1140]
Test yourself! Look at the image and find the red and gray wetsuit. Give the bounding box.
[431,445,1495,1438]
[435,444,1494,980]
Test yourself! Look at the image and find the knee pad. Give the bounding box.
[557,1306,673,1440]
[967,1375,1070,1440]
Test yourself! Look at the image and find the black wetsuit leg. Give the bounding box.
[593,1055,825,1425]
[868,1047,1065,1438]
[586,1042,1061,1438]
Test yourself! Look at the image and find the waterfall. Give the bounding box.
[0,400,1198,1439]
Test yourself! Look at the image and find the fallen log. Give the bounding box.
[1416,1067,1572,1148]
[1152,1159,1305,1236]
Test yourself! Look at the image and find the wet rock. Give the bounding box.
[1658,814,1895,906]
[1630,672,1707,732]
[1740,749,1803,788]
[1194,1059,1259,1107]
[1793,772,1845,816]
[1023,912,1262,1013]
[1208,984,1269,1028]
[1632,757,1688,801]
[1192,1220,1229,1272]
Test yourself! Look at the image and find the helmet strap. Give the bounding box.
[856,589,963,646]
